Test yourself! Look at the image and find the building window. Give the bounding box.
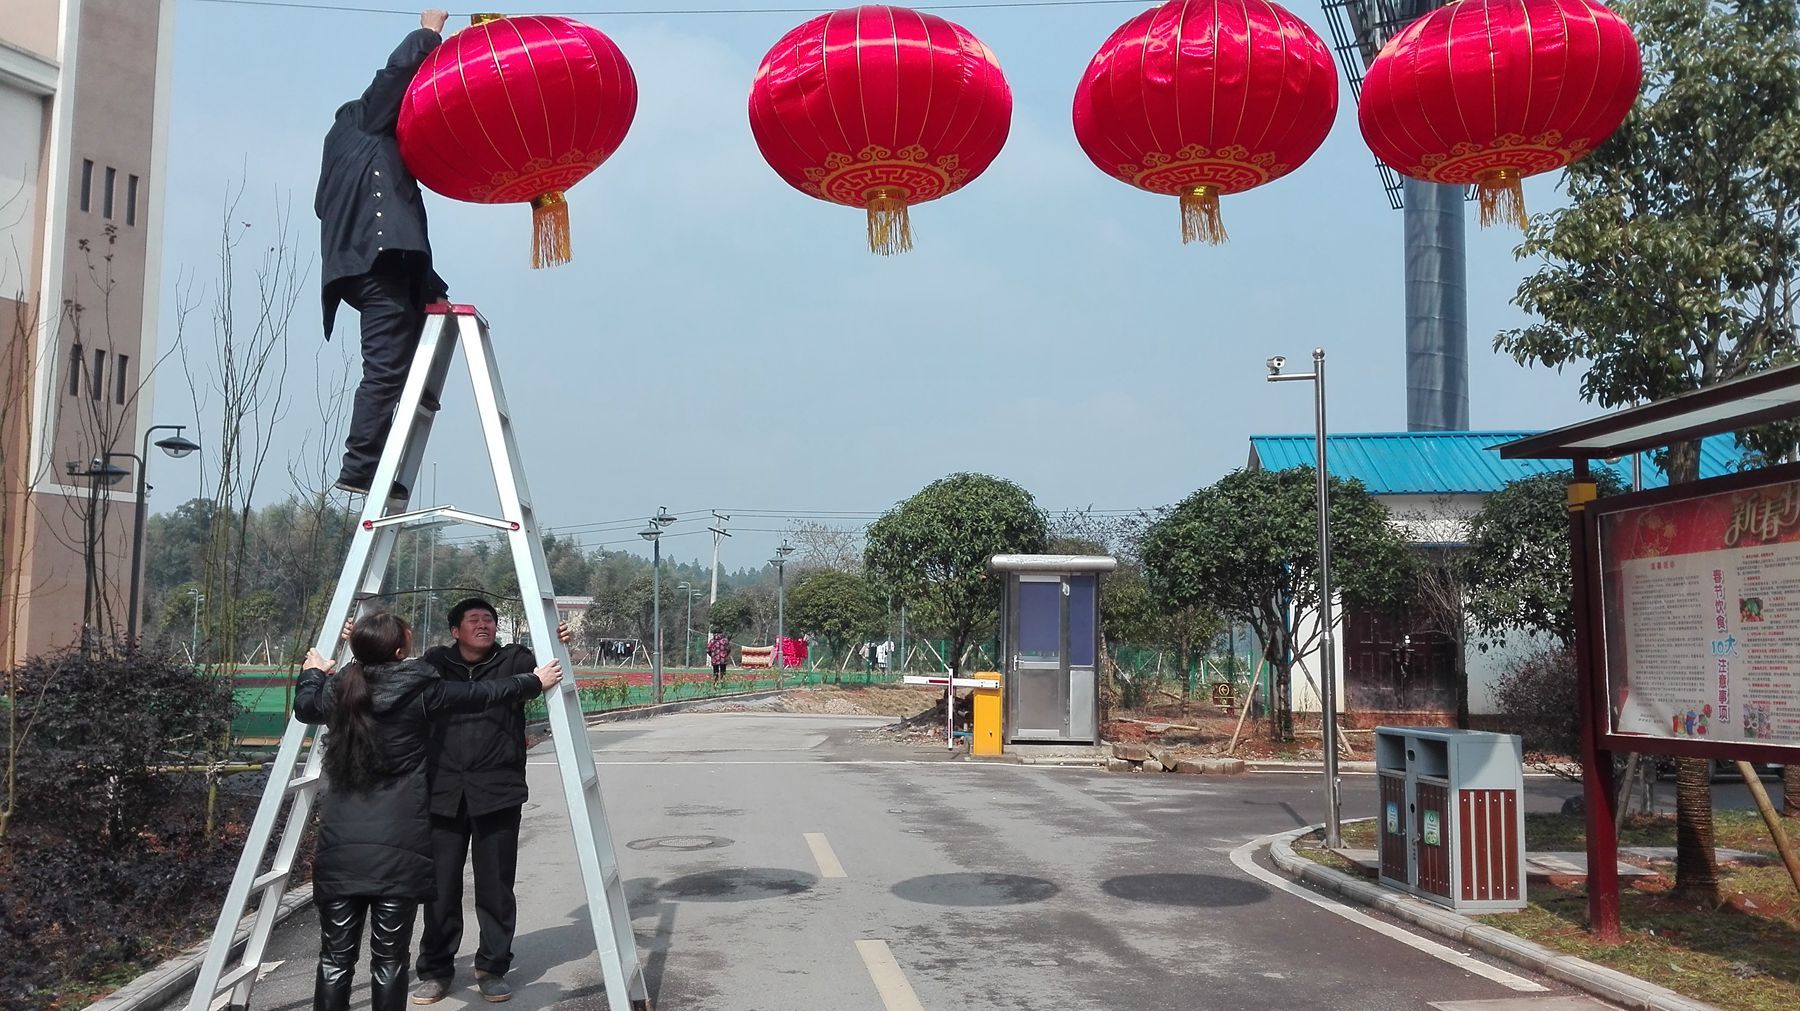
[79,160,93,212]
[115,354,130,405]
[102,167,115,219]
[91,348,104,401]
[126,175,139,226]
[68,343,82,396]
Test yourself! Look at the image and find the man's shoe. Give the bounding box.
[334,475,410,500]
[475,973,512,1003]
[411,978,451,1005]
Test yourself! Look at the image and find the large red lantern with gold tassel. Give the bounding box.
[397,14,637,267]
[748,5,1012,254]
[1073,0,1337,244]
[1358,0,1641,228]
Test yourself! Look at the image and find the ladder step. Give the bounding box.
[581,771,599,792]
[251,867,289,893]
[216,961,258,993]
[287,772,321,793]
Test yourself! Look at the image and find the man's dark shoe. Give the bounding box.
[475,972,512,1003]
[411,978,451,1005]
[333,475,409,500]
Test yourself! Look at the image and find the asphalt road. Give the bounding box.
[174,713,1624,1011]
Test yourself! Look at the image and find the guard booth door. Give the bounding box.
[1006,572,1098,742]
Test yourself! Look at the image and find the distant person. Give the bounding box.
[318,9,450,497]
[707,631,730,682]
[295,612,562,1011]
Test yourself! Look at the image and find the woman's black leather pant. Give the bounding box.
[315,897,417,1011]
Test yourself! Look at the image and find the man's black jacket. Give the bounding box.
[316,27,445,338]
[420,641,544,819]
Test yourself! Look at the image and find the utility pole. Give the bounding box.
[708,511,731,603]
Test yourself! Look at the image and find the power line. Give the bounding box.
[190,0,1148,16]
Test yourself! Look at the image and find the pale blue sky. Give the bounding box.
[154,0,1594,570]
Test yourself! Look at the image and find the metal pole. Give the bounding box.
[709,511,730,604]
[899,604,906,674]
[83,465,98,653]
[127,427,162,642]
[775,559,786,674]
[652,536,663,705]
[1312,348,1342,848]
[684,591,694,669]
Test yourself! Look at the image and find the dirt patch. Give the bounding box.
[690,684,941,719]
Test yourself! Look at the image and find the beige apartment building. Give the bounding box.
[2,0,176,661]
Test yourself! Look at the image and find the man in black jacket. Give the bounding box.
[318,9,450,498]
[413,597,540,1004]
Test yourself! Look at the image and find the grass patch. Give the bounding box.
[1289,809,1800,1011]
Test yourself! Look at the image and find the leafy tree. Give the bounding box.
[1493,0,1800,901]
[706,593,753,638]
[865,473,1048,674]
[1141,467,1413,740]
[786,569,885,656]
[1463,471,1628,649]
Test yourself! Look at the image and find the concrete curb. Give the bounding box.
[1245,759,1564,778]
[82,884,315,1011]
[1266,826,1722,1011]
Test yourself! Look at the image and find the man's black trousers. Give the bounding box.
[416,801,522,980]
[339,269,426,484]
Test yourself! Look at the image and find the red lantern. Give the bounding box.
[748,5,1012,254]
[1073,0,1337,244]
[1358,0,1641,228]
[398,14,637,267]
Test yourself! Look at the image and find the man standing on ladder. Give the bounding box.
[318,9,450,497]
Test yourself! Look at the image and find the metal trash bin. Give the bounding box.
[1375,727,1526,912]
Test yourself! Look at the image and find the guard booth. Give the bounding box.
[989,554,1115,744]
[1375,727,1526,913]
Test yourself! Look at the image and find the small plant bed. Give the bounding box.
[1101,705,1339,762]
[1292,811,1800,1011]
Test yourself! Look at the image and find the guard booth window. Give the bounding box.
[1017,580,1061,661]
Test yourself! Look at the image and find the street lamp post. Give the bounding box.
[1268,348,1342,848]
[640,507,677,704]
[113,426,199,642]
[677,581,698,668]
[770,539,794,678]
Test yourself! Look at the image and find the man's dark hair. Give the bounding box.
[448,597,498,629]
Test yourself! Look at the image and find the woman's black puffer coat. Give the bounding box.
[294,658,538,900]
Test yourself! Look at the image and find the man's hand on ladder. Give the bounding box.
[305,648,337,674]
[534,659,565,691]
[558,620,573,645]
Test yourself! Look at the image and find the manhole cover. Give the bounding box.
[625,835,733,852]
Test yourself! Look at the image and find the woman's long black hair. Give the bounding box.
[322,612,410,793]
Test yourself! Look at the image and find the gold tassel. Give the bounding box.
[531,192,571,269]
[1477,169,1527,229]
[1180,185,1228,245]
[470,13,506,26]
[865,189,913,255]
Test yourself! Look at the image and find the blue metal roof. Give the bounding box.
[1247,431,1746,495]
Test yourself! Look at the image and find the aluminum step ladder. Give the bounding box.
[186,303,650,1011]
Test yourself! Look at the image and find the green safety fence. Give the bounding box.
[230,666,908,740]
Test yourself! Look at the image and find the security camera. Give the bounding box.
[1266,355,1286,374]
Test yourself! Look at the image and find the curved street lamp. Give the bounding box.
[111,425,200,642]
